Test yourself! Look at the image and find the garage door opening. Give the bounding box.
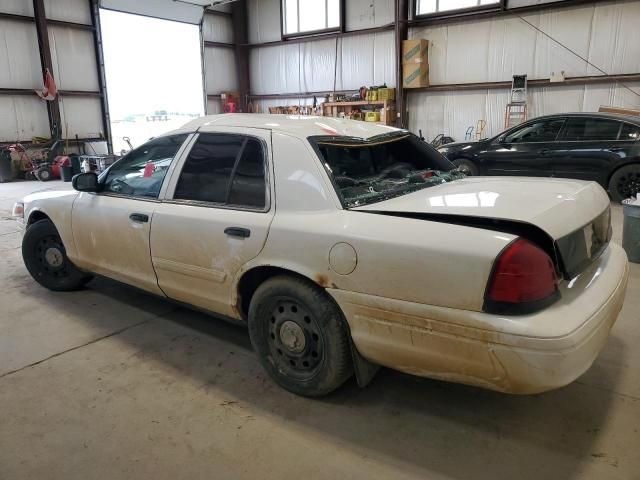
[100,9,205,154]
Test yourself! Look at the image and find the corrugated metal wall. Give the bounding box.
[202,10,237,114]
[247,0,640,141]
[0,0,105,142]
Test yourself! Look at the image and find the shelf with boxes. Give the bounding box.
[321,88,396,126]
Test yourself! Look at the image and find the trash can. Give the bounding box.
[0,149,12,183]
[61,165,73,182]
[622,197,640,263]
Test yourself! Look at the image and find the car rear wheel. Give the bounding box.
[22,219,92,291]
[609,164,640,202]
[248,275,353,397]
[452,158,479,176]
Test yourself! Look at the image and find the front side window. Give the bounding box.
[174,133,267,209]
[416,0,498,16]
[562,118,622,141]
[103,134,187,198]
[503,119,565,143]
[311,133,463,207]
[282,0,340,36]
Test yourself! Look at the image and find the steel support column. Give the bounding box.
[90,0,113,153]
[33,0,62,139]
[231,1,250,112]
[395,0,409,128]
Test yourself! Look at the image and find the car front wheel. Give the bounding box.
[452,158,479,176]
[609,164,640,202]
[22,219,93,291]
[248,275,353,396]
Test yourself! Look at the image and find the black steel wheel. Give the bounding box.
[452,158,478,176]
[248,275,352,396]
[609,164,640,202]
[22,219,92,291]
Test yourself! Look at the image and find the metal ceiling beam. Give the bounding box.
[0,11,94,30]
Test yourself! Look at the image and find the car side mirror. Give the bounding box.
[72,172,99,192]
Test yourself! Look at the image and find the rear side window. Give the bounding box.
[173,133,267,209]
[562,118,622,141]
[620,123,640,141]
[104,134,187,198]
[504,119,564,143]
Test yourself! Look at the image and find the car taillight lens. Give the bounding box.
[485,238,559,313]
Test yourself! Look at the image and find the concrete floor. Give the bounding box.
[0,180,639,480]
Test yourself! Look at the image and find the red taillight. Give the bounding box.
[486,238,558,308]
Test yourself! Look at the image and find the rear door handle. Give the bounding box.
[538,149,550,156]
[224,227,251,238]
[129,213,149,223]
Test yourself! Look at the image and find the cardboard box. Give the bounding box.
[377,87,396,101]
[365,111,381,122]
[403,63,429,88]
[402,39,429,64]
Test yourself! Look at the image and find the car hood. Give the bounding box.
[351,176,609,240]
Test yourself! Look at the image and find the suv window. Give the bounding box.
[504,119,565,143]
[174,133,266,209]
[103,135,187,198]
[620,123,640,141]
[562,118,622,141]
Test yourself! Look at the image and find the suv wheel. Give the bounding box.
[452,158,479,176]
[248,275,353,396]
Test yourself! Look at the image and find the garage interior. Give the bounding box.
[1,0,640,478]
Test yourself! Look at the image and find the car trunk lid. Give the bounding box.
[352,176,612,278]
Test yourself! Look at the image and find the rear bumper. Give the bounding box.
[329,243,629,394]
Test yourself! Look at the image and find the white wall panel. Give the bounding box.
[346,0,394,30]
[410,1,640,85]
[59,97,103,139]
[0,95,49,142]
[0,0,33,15]
[250,43,301,94]
[204,46,238,94]
[0,20,42,88]
[48,26,99,91]
[250,31,395,94]
[248,0,281,44]
[203,13,233,43]
[207,98,222,114]
[44,0,91,24]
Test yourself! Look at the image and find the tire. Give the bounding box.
[36,166,52,182]
[452,158,479,176]
[248,275,353,397]
[609,164,640,202]
[22,219,92,291]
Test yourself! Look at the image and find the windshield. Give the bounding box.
[310,133,464,207]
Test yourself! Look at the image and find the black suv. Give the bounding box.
[437,113,640,201]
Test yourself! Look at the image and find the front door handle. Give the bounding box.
[538,149,550,156]
[129,213,149,223]
[224,227,251,238]
[609,146,625,152]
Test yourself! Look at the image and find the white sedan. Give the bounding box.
[14,114,629,396]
